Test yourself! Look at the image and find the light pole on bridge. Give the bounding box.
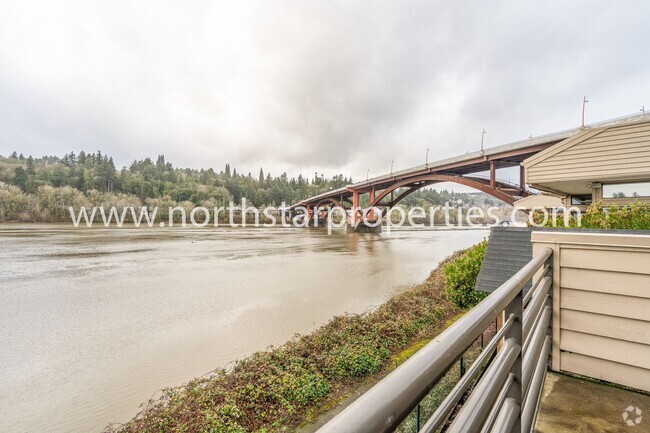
[426,147,430,166]
[390,160,394,176]
[480,129,487,152]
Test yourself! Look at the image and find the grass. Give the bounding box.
[105,251,470,433]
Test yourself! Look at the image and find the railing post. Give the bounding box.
[504,290,523,433]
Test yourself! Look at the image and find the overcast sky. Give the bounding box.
[1,1,649,182]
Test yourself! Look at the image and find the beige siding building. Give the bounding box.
[524,120,650,209]
[532,232,650,392]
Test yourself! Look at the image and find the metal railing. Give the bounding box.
[316,247,554,433]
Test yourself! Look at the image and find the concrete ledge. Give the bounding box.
[535,372,650,432]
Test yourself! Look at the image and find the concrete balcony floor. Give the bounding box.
[535,372,650,433]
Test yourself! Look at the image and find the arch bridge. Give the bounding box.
[289,132,559,225]
[289,114,650,226]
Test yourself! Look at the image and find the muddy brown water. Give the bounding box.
[0,225,487,433]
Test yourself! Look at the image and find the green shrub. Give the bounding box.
[329,344,389,378]
[582,201,650,229]
[444,241,488,309]
[278,364,330,406]
[531,200,650,229]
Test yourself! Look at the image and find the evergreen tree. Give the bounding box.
[10,151,17,159]
[156,155,165,171]
[13,166,27,191]
[26,156,36,176]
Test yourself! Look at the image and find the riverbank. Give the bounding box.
[106,248,473,433]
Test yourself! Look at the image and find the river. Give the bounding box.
[0,225,487,433]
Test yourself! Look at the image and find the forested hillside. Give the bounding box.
[1,151,352,205]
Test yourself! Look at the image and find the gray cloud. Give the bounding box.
[0,0,649,181]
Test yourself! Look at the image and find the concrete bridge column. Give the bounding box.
[351,191,359,225]
[368,188,376,220]
[490,161,496,188]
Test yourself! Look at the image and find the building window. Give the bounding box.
[571,194,592,206]
[603,181,650,199]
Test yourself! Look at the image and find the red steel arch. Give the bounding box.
[368,174,519,207]
[313,197,352,223]
[314,197,346,209]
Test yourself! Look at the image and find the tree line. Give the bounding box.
[0,151,499,222]
[2,151,352,204]
[0,151,357,221]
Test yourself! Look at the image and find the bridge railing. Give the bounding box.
[316,247,553,433]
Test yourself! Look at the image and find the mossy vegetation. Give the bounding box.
[106,250,476,433]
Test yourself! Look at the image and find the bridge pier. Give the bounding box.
[308,212,328,227]
[347,221,382,233]
[368,188,376,220]
[490,161,495,188]
[351,191,360,225]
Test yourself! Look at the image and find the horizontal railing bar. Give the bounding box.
[522,336,552,433]
[523,306,552,394]
[523,303,551,359]
[522,277,551,340]
[447,338,522,433]
[490,398,520,433]
[316,248,552,433]
[523,265,550,306]
[523,293,550,351]
[523,335,552,404]
[419,315,516,433]
[480,373,516,433]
